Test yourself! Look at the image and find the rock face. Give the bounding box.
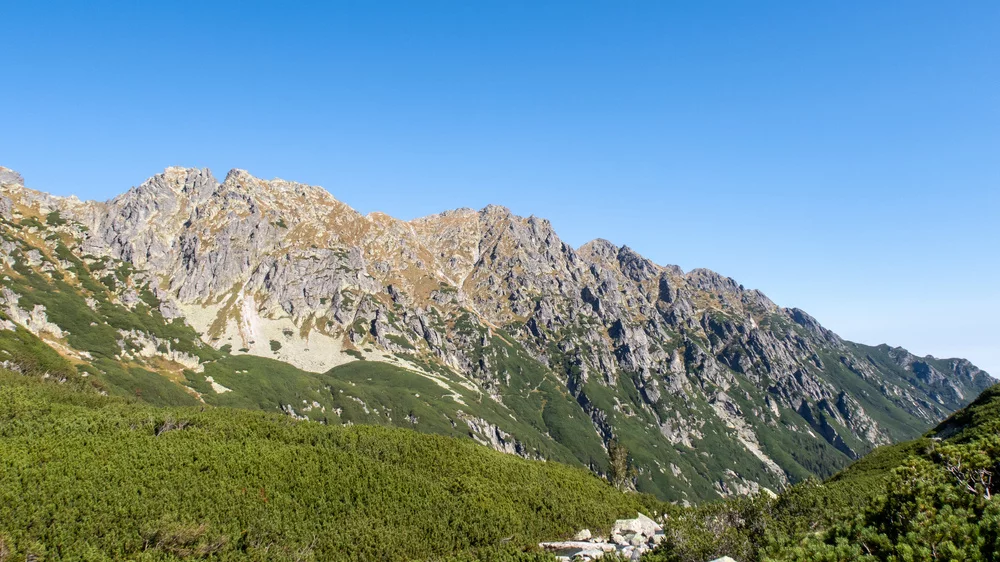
[0,165,993,501]
[0,167,23,187]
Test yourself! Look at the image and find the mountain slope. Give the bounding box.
[0,369,661,561]
[636,380,1000,562]
[0,165,992,501]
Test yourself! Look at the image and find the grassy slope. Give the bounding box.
[192,355,592,467]
[0,370,664,561]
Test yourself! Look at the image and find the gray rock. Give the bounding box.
[0,195,12,220]
[612,513,662,538]
[0,167,23,186]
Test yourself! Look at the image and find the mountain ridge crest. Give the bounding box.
[0,162,991,501]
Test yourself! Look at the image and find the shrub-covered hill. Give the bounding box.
[643,381,1000,562]
[0,371,663,561]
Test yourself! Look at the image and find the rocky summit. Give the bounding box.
[0,165,992,501]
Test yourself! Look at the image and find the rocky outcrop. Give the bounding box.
[0,287,64,339]
[0,167,23,187]
[540,513,665,561]
[457,411,535,459]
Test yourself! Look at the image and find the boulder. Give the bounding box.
[612,512,662,538]
[637,512,663,532]
[573,529,592,541]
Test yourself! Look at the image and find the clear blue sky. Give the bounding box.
[2,1,997,375]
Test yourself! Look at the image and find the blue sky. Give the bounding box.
[2,1,998,375]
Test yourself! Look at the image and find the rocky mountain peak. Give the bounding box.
[116,166,218,207]
[0,167,24,186]
[0,167,85,221]
[480,203,513,217]
[477,205,521,235]
[0,163,992,503]
[578,238,620,260]
[413,207,478,221]
[222,167,255,184]
[216,168,359,226]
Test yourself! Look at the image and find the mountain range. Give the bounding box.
[0,164,991,502]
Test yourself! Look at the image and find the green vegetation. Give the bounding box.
[45,211,67,226]
[17,216,45,230]
[646,382,1000,562]
[183,355,592,468]
[386,333,415,350]
[2,234,215,366]
[0,370,663,561]
[5,354,996,561]
[607,440,637,492]
[0,320,77,381]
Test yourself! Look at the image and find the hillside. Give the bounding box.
[0,165,992,501]
[0,369,662,561]
[641,381,1000,561]
[3,357,997,561]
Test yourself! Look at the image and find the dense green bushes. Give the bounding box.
[1,366,997,561]
[0,371,662,561]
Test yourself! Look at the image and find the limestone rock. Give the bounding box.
[0,167,23,186]
[612,513,662,538]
